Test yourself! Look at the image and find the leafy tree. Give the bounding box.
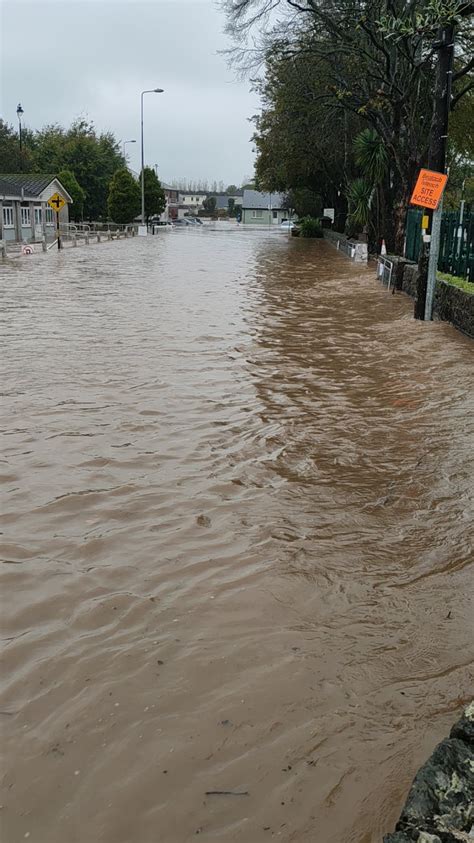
[141,167,166,221]
[203,195,217,212]
[224,0,474,252]
[0,119,34,172]
[226,184,238,194]
[58,169,86,221]
[107,169,140,224]
[286,188,322,219]
[21,119,124,220]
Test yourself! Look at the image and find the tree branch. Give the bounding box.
[453,55,474,81]
[451,80,474,110]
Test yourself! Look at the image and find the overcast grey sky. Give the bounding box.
[0,0,260,185]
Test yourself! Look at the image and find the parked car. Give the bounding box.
[280,219,296,230]
[173,217,202,227]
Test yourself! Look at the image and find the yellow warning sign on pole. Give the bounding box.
[48,192,66,212]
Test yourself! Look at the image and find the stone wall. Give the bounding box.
[384,703,473,842]
[434,281,474,338]
[380,256,474,338]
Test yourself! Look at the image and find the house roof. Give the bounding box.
[242,189,287,210]
[0,173,72,202]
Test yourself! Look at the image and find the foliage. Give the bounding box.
[224,0,474,253]
[286,188,322,219]
[346,178,373,229]
[299,217,323,238]
[353,130,388,187]
[107,169,140,224]
[141,167,166,221]
[58,170,86,221]
[445,87,474,208]
[437,271,474,292]
[226,184,238,194]
[1,118,125,220]
[0,119,33,172]
[203,195,217,212]
[228,197,237,216]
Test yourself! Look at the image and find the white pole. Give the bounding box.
[424,198,443,322]
[140,88,164,229]
[140,92,145,225]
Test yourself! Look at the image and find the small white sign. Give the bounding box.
[138,225,147,237]
[323,208,335,222]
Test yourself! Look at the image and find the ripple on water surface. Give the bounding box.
[1,229,473,843]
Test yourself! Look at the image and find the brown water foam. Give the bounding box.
[1,229,473,842]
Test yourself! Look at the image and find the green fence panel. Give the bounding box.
[405,207,472,280]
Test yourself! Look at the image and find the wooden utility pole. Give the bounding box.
[415,23,455,320]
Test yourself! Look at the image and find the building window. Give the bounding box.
[2,206,14,228]
[45,208,54,225]
[252,209,263,218]
[273,210,278,219]
[34,207,42,225]
[21,206,30,226]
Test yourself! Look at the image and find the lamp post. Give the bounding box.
[16,103,24,171]
[140,88,164,228]
[122,139,136,159]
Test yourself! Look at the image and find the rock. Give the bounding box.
[384,704,474,843]
[450,702,474,746]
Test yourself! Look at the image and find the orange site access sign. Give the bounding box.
[410,168,448,210]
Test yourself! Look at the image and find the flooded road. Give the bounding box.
[1,228,473,843]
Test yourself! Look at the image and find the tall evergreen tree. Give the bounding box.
[140,167,166,222]
[108,169,141,224]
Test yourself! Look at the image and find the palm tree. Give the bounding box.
[347,129,388,250]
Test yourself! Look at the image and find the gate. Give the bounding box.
[405,207,473,281]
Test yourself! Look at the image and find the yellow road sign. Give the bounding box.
[48,192,66,212]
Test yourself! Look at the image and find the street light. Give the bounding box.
[17,103,24,171]
[122,139,136,158]
[140,87,164,227]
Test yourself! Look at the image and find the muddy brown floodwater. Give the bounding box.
[1,228,473,843]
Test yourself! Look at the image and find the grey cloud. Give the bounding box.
[0,0,259,184]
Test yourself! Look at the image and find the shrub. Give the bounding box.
[299,216,323,238]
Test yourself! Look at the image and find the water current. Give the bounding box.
[1,227,473,842]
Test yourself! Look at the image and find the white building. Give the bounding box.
[177,191,207,216]
[0,174,72,243]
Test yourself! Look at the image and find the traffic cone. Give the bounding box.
[381,239,387,256]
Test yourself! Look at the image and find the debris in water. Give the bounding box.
[205,790,249,796]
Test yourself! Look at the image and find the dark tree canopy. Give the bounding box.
[0,118,125,221]
[58,170,86,221]
[224,0,474,251]
[141,167,166,221]
[203,195,217,212]
[107,169,141,224]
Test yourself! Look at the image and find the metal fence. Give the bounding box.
[376,256,394,290]
[405,207,473,280]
